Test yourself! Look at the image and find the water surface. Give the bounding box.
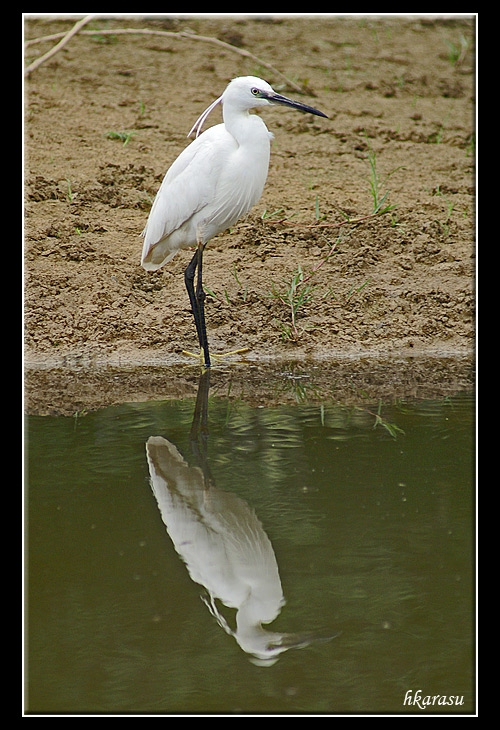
[25,373,475,714]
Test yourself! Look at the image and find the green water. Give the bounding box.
[25,376,475,715]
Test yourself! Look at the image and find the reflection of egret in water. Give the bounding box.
[146,370,337,666]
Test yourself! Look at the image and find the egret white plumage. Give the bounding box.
[141,76,328,367]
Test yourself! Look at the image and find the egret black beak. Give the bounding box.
[267,92,328,118]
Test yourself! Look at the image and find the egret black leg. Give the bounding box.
[195,243,211,368]
[184,244,211,368]
[184,249,202,343]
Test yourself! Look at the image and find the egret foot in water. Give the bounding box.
[182,347,250,366]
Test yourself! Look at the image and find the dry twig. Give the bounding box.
[24,14,96,76]
[264,211,390,230]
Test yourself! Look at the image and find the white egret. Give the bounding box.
[141,76,328,367]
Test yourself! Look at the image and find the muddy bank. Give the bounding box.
[24,15,475,411]
[24,354,473,416]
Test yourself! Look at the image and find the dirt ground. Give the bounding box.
[24,15,475,414]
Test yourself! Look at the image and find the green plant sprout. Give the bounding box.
[106,130,136,146]
[445,34,470,65]
[365,139,402,215]
[368,401,405,439]
[270,240,338,341]
[271,264,316,341]
[261,208,285,220]
[345,279,370,304]
[65,179,77,202]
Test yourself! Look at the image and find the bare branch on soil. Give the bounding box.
[24,14,96,76]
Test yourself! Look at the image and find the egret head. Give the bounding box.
[223,76,328,118]
[188,76,327,138]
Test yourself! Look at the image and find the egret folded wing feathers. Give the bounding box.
[141,128,226,270]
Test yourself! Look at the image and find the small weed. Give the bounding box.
[73,408,88,430]
[432,112,450,145]
[433,189,455,236]
[270,240,338,341]
[270,265,316,341]
[315,195,326,222]
[66,179,76,203]
[90,32,118,45]
[278,369,320,404]
[445,34,470,66]
[465,133,475,157]
[231,267,249,302]
[444,199,455,221]
[261,208,285,220]
[345,279,370,304]
[369,401,405,439]
[373,401,404,439]
[441,199,455,237]
[202,285,218,299]
[106,130,136,146]
[365,137,402,215]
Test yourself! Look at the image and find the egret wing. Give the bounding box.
[141,127,231,267]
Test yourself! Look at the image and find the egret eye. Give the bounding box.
[251,87,260,96]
